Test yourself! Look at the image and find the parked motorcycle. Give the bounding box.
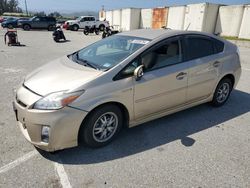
[102,26,119,39]
[53,26,66,42]
[83,25,99,35]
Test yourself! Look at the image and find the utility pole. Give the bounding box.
[25,0,28,16]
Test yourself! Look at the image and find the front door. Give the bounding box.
[134,38,188,119]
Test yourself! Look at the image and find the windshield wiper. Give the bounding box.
[70,52,100,70]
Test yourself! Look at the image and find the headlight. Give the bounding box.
[33,90,84,110]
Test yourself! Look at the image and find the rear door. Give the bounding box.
[184,35,223,102]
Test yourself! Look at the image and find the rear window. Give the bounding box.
[47,17,56,22]
[214,40,224,53]
[185,37,214,60]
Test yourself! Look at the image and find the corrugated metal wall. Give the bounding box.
[105,11,113,25]
[152,8,168,29]
[113,9,122,30]
[121,8,141,31]
[215,5,244,37]
[239,5,250,39]
[105,3,249,38]
[184,3,219,33]
[167,6,186,30]
[140,9,152,28]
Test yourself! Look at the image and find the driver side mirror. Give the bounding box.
[134,65,144,81]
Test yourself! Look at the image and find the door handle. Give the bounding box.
[213,61,220,67]
[176,72,187,80]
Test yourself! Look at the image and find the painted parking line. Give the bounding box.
[54,157,72,188]
[0,150,38,174]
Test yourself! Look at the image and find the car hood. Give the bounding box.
[67,20,78,24]
[24,56,102,96]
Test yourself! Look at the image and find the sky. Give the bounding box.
[18,0,250,13]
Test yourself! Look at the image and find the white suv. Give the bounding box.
[66,16,109,31]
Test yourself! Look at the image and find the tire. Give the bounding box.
[211,78,233,107]
[53,37,59,42]
[83,30,89,35]
[72,24,79,31]
[7,24,13,29]
[95,30,99,35]
[79,105,123,148]
[99,24,105,31]
[48,25,54,31]
[23,24,31,31]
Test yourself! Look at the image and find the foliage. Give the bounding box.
[0,0,22,15]
[48,11,62,18]
[33,11,46,16]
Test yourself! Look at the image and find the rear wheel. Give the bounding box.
[72,24,79,31]
[79,105,123,148]
[211,78,233,107]
[99,24,105,31]
[23,24,31,31]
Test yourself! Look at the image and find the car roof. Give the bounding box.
[117,29,222,41]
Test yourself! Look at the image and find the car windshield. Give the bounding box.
[69,35,150,70]
[30,17,36,21]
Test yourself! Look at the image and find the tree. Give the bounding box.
[0,0,22,15]
[48,11,61,18]
[34,11,46,16]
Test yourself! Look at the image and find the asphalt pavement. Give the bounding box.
[0,28,249,188]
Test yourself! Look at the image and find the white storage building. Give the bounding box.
[112,9,122,30]
[167,6,186,30]
[215,5,244,37]
[105,10,113,26]
[184,3,220,33]
[140,8,152,29]
[239,5,250,39]
[121,8,141,31]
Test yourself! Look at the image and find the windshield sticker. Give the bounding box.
[103,63,111,68]
[131,40,149,45]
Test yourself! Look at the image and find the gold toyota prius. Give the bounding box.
[13,29,241,152]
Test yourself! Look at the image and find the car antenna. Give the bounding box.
[185,23,191,31]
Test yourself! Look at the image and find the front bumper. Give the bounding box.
[13,86,88,152]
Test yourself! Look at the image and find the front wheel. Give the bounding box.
[211,78,233,107]
[79,105,123,148]
[83,30,89,35]
[23,24,31,31]
[72,24,79,31]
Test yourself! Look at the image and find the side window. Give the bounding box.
[82,17,88,22]
[34,17,40,22]
[90,17,95,21]
[40,17,47,21]
[142,40,182,71]
[185,37,214,60]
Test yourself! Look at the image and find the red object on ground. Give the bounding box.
[62,22,69,30]
[0,17,4,23]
